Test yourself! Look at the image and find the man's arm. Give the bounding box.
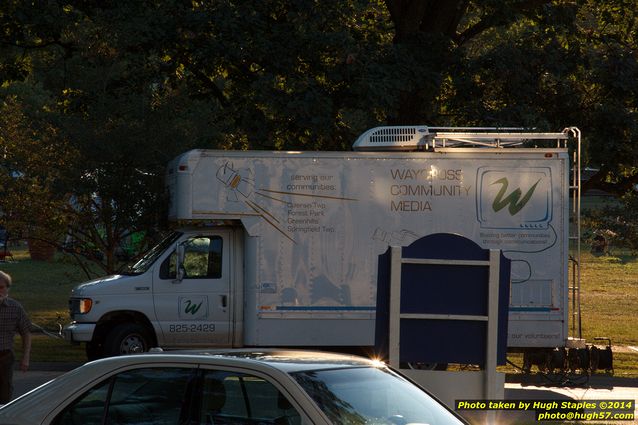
[20,331,31,372]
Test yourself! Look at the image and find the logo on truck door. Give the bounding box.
[178,296,208,320]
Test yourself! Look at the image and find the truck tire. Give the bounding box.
[405,362,448,371]
[103,323,152,357]
[85,342,103,361]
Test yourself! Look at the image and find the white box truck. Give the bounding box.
[63,126,581,360]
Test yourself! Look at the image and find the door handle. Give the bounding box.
[220,295,227,308]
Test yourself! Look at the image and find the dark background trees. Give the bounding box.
[1,0,637,272]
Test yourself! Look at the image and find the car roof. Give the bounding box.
[2,350,386,424]
[48,348,382,378]
[145,348,381,372]
[3,350,383,414]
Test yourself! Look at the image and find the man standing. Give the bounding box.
[0,271,31,404]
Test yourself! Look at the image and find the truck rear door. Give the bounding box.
[153,229,232,347]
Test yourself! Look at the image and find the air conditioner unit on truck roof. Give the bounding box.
[353,125,571,150]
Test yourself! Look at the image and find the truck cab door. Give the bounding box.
[153,230,232,347]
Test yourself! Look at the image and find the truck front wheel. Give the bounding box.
[86,342,103,361]
[104,323,152,357]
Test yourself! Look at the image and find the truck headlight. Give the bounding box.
[70,298,93,315]
[79,298,93,314]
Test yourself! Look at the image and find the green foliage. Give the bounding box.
[0,96,73,245]
[1,2,223,274]
[1,0,638,265]
[583,193,638,254]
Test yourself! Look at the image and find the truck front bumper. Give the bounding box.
[62,322,96,343]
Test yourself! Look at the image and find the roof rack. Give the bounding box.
[352,125,569,151]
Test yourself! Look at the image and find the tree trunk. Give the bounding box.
[385,0,467,44]
[384,0,468,124]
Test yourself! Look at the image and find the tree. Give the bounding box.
[382,0,638,196]
[1,0,638,273]
[570,0,638,196]
[1,2,219,274]
[0,96,74,256]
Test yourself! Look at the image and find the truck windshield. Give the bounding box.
[292,366,465,425]
[119,231,182,275]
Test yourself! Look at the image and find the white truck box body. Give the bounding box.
[168,148,569,348]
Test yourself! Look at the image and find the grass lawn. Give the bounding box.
[2,244,637,376]
[580,251,638,346]
[3,248,92,362]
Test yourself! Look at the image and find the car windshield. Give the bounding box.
[119,231,181,275]
[292,366,465,425]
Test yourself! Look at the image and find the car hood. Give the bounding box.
[71,274,147,296]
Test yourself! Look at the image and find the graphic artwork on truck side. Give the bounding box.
[491,177,542,216]
[476,167,552,229]
[215,161,357,243]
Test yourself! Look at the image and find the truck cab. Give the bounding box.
[64,227,244,359]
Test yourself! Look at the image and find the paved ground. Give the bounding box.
[11,363,82,398]
[9,363,638,424]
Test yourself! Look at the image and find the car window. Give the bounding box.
[198,370,301,425]
[160,236,223,280]
[51,379,110,425]
[106,368,195,424]
[52,367,196,425]
[292,366,465,425]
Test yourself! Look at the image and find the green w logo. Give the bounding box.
[491,177,541,215]
[184,299,203,315]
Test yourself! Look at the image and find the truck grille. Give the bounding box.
[69,298,81,316]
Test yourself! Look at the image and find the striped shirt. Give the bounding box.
[0,297,31,351]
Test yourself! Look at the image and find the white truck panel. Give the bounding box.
[170,149,569,348]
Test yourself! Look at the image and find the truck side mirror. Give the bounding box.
[174,243,186,283]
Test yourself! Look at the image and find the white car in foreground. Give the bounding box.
[0,349,467,425]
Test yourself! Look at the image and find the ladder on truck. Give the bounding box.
[353,125,583,342]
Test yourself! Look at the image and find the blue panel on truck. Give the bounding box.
[375,233,511,366]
